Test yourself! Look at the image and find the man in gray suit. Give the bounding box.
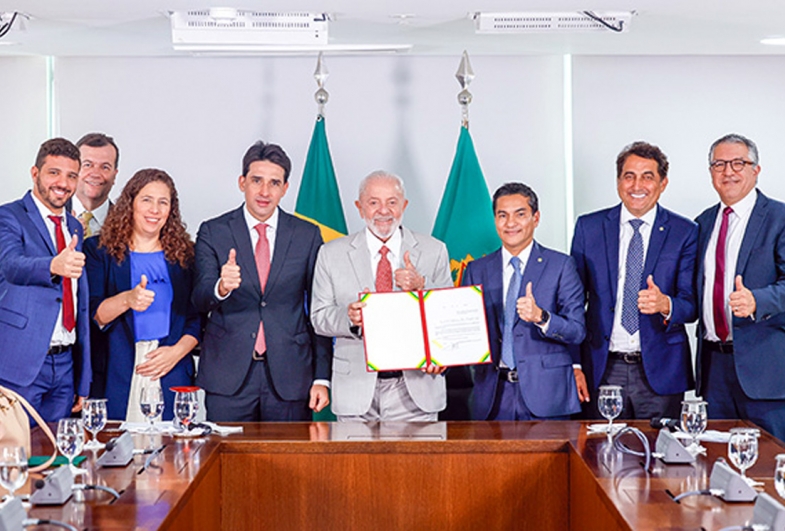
[311,170,451,421]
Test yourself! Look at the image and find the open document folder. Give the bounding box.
[360,285,492,371]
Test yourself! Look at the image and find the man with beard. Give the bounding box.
[0,138,91,421]
[311,170,451,421]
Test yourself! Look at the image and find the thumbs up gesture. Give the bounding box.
[517,282,544,323]
[218,248,242,297]
[729,275,756,318]
[50,233,86,279]
[127,274,155,312]
[638,274,671,315]
[394,251,425,291]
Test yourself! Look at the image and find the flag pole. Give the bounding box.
[456,50,474,129]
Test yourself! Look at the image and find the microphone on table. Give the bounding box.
[650,417,680,431]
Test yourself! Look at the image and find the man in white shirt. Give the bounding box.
[0,138,91,421]
[695,133,785,440]
[193,141,331,422]
[571,141,699,420]
[311,171,451,421]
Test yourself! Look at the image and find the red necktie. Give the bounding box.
[376,246,393,293]
[48,215,75,332]
[253,223,270,354]
[713,206,733,341]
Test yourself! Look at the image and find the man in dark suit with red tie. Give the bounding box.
[0,138,92,421]
[193,141,332,421]
[696,133,785,440]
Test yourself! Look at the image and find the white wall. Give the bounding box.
[572,55,785,223]
[5,54,785,255]
[48,55,565,247]
[0,57,48,201]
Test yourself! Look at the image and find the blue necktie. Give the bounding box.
[502,256,522,369]
[621,219,644,335]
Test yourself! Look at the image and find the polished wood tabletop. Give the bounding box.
[16,420,785,530]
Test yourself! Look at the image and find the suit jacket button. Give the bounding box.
[261,301,267,307]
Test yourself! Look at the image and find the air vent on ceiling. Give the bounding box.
[474,12,632,33]
[170,10,328,46]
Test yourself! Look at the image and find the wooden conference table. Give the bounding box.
[23,420,785,530]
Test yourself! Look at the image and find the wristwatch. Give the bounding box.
[537,309,550,326]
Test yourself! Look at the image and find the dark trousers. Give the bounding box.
[703,340,785,442]
[591,357,682,421]
[488,378,569,421]
[205,357,310,422]
[1,349,74,424]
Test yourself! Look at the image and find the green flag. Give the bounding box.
[295,115,347,242]
[432,125,499,286]
[295,114,346,422]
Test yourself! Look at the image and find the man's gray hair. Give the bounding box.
[709,133,760,165]
[358,170,406,199]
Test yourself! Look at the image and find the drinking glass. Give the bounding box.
[775,454,785,499]
[597,385,623,433]
[0,446,28,500]
[728,427,760,481]
[172,386,199,433]
[140,385,164,434]
[82,398,108,450]
[680,399,708,451]
[57,418,86,476]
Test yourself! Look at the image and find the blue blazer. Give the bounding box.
[192,207,332,401]
[696,191,785,399]
[84,238,201,420]
[463,242,585,419]
[0,191,91,396]
[571,204,698,395]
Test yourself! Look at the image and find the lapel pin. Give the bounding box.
[537,257,543,262]
[659,226,664,231]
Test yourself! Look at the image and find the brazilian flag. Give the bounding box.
[432,125,498,421]
[432,125,498,286]
[295,115,347,242]
[295,114,346,422]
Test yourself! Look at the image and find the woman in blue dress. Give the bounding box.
[85,169,200,421]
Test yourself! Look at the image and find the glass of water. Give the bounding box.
[597,385,623,433]
[172,386,199,433]
[680,399,708,451]
[140,384,164,434]
[0,446,28,500]
[57,418,86,476]
[82,398,108,450]
[728,427,760,481]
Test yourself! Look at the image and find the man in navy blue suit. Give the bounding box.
[571,141,698,420]
[0,138,91,422]
[193,141,332,422]
[696,133,785,440]
[462,183,586,420]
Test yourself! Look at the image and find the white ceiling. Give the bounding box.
[1,1,785,57]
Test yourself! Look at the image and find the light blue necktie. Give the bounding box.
[502,256,522,369]
[621,219,644,335]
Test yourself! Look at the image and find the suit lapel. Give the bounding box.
[400,227,422,274]
[482,249,504,339]
[521,241,546,297]
[267,209,292,292]
[737,191,767,274]
[604,206,621,303]
[230,206,262,295]
[643,206,669,285]
[349,231,375,291]
[23,192,56,255]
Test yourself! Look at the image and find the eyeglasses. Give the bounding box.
[710,159,755,172]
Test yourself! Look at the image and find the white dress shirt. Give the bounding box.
[72,195,110,235]
[31,193,77,348]
[609,205,658,353]
[702,189,757,341]
[365,226,403,284]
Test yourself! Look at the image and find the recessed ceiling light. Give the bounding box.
[761,36,785,46]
